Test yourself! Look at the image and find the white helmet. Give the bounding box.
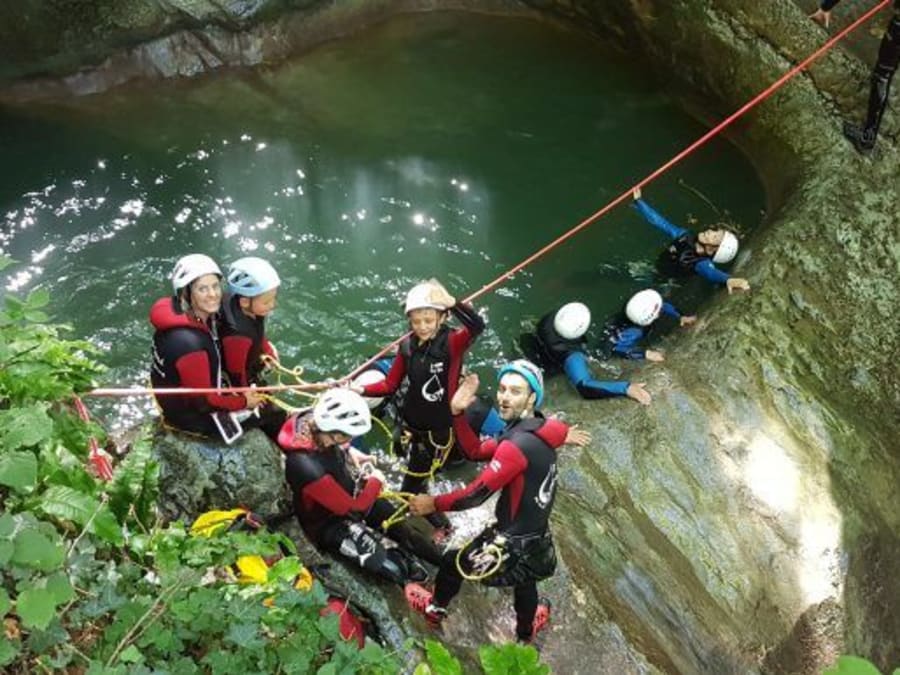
[553,302,591,340]
[625,289,663,327]
[227,257,281,297]
[712,231,739,264]
[404,282,446,315]
[350,369,387,410]
[313,388,372,437]
[171,254,222,292]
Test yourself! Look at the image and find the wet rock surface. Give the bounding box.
[5,0,898,672]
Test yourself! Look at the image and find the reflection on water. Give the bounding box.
[0,12,764,430]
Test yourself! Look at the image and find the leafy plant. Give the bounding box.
[823,655,899,675]
[414,639,550,675]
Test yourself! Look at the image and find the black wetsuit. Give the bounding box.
[283,413,441,585]
[823,0,900,147]
[427,410,571,641]
[149,296,248,437]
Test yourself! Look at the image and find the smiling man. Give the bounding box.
[405,360,591,644]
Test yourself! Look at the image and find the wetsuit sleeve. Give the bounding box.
[535,418,568,449]
[633,199,689,239]
[434,441,527,512]
[302,475,383,516]
[222,334,253,387]
[362,351,406,396]
[261,337,277,360]
[661,302,682,319]
[174,351,247,411]
[694,259,731,285]
[448,301,485,354]
[820,0,840,10]
[563,351,631,398]
[610,327,646,360]
[453,410,498,461]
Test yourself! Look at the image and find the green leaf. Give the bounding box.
[823,656,884,675]
[17,585,56,629]
[480,643,549,675]
[90,507,124,546]
[0,638,20,667]
[11,527,65,571]
[226,622,263,649]
[0,255,15,271]
[45,571,75,605]
[118,645,144,664]
[26,287,50,310]
[38,485,99,525]
[424,639,462,675]
[0,404,53,449]
[0,450,37,491]
[0,588,10,616]
[413,665,433,675]
[25,311,49,323]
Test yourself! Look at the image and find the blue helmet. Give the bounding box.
[226,257,280,297]
[497,359,544,408]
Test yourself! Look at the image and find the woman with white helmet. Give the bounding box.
[631,187,750,295]
[149,254,265,438]
[279,388,441,587]
[601,288,696,363]
[351,278,485,540]
[522,301,652,405]
[219,256,286,441]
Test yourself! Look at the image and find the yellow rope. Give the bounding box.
[400,429,455,479]
[455,536,506,581]
[369,413,397,455]
[378,490,415,531]
[259,354,322,401]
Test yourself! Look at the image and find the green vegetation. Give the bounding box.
[823,655,900,675]
[0,257,550,673]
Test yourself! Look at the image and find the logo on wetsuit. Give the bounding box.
[421,362,445,402]
[535,464,558,509]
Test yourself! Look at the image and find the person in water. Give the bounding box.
[220,256,287,441]
[523,301,652,405]
[150,254,265,437]
[279,388,441,586]
[351,279,485,539]
[601,289,696,362]
[405,361,591,644]
[811,0,900,154]
[632,187,750,294]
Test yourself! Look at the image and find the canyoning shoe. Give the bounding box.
[405,557,430,584]
[519,598,552,644]
[404,583,447,628]
[843,121,875,155]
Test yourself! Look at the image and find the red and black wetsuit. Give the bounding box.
[429,410,570,641]
[149,296,247,436]
[282,413,441,585]
[360,302,484,523]
[219,292,286,440]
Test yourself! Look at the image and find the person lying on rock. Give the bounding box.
[632,186,750,294]
[279,388,441,587]
[599,288,696,363]
[150,254,266,439]
[405,362,591,644]
[520,301,652,405]
[811,0,900,154]
[350,279,485,543]
[220,256,287,442]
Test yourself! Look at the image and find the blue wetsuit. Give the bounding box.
[524,310,630,400]
[603,301,682,360]
[633,198,731,286]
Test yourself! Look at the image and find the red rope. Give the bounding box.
[83,0,888,396]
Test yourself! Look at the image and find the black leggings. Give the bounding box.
[862,14,900,139]
[400,430,453,530]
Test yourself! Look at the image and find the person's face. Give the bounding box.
[241,288,278,318]
[496,373,535,421]
[318,430,352,448]
[189,274,222,317]
[697,229,725,256]
[407,308,442,341]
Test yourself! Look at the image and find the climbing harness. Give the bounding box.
[455,533,508,581]
[398,428,455,479]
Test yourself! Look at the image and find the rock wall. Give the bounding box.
[2,1,897,672]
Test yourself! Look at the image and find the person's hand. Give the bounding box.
[726,277,751,295]
[451,373,479,415]
[632,186,642,201]
[809,8,832,28]
[349,447,375,470]
[367,468,386,485]
[409,494,437,516]
[679,315,697,327]
[425,278,455,309]
[564,425,592,448]
[644,349,665,363]
[626,383,652,406]
[244,390,266,409]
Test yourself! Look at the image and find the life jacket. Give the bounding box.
[397,326,452,431]
[149,296,224,432]
[658,233,708,277]
[532,310,584,370]
[219,293,267,386]
[599,311,652,358]
[494,415,558,537]
[189,507,370,648]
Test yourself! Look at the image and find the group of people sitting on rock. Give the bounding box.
[147,189,749,645]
